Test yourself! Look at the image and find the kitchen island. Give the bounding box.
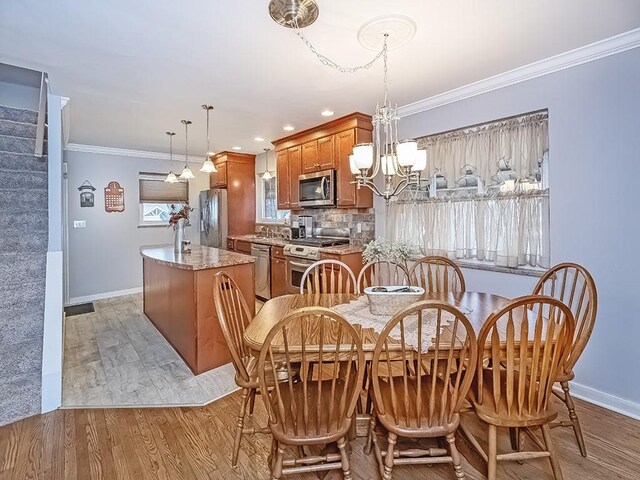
[140,245,255,374]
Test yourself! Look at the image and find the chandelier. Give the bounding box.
[179,120,195,179]
[269,0,426,204]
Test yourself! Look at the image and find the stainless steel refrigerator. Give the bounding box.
[199,189,228,249]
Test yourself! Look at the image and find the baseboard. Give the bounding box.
[569,381,640,421]
[68,287,143,306]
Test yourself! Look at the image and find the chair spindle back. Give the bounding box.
[213,272,253,382]
[371,301,478,430]
[300,260,356,295]
[476,295,575,418]
[258,307,365,441]
[357,260,411,293]
[532,263,597,373]
[410,256,466,293]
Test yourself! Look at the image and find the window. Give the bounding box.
[257,173,289,223]
[138,172,189,226]
[388,111,550,269]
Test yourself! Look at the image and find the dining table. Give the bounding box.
[244,291,510,359]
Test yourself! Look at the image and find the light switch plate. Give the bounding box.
[73,220,86,229]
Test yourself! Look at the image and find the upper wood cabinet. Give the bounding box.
[272,112,373,211]
[288,145,301,209]
[276,149,290,210]
[209,151,256,235]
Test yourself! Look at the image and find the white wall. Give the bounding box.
[387,47,640,411]
[64,150,209,303]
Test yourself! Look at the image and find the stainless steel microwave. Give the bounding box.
[298,170,335,207]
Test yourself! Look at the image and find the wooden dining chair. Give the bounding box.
[299,259,356,295]
[356,260,411,293]
[532,263,597,457]
[368,301,478,479]
[213,272,270,467]
[257,306,365,479]
[410,256,466,293]
[465,295,575,480]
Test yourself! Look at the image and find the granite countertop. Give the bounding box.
[140,245,255,271]
[227,234,364,255]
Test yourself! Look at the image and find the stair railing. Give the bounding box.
[34,72,48,157]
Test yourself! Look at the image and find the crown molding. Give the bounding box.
[398,28,640,118]
[64,142,204,162]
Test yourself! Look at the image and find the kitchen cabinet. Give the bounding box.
[226,239,235,251]
[276,149,290,210]
[321,251,364,279]
[235,240,252,255]
[272,112,373,211]
[209,151,256,236]
[270,245,287,298]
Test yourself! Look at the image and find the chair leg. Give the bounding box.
[541,423,564,480]
[446,433,466,480]
[509,427,519,451]
[364,415,376,455]
[248,388,257,415]
[232,387,250,467]
[337,437,353,480]
[561,381,587,457]
[487,425,498,480]
[382,432,397,480]
[271,442,285,480]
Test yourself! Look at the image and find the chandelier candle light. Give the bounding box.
[179,119,195,180]
[164,131,178,183]
[200,105,217,173]
[268,0,427,204]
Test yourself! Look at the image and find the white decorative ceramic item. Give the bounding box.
[364,286,425,316]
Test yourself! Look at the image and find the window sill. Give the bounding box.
[138,224,170,229]
[455,259,545,277]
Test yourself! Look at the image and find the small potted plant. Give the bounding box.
[169,203,193,253]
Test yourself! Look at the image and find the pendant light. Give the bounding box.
[164,131,178,183]
[262,148,272,180]
[200,105,217,173]
[179,119,195,180]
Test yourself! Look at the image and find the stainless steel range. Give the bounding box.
[283,228,350,293]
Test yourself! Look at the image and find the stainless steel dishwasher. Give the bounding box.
[251,244,271,300]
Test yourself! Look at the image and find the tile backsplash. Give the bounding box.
[292,208,375,245]
[255,208,375,245]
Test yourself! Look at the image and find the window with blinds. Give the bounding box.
[138,173,189,226]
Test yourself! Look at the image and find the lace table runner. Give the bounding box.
[331,296,454,353]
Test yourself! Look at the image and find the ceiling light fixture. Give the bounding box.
[262,148,272,180]
[254,136,265,142]
[232,146,242,151]
[269,4,423,203]
[200,105,217,173]
[283,125,295,131]
[164,131,178,183]
[321,110,334,117]
[179,120,195,180]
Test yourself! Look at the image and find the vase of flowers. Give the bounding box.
[363,237,413,272]
[169,204,193,253]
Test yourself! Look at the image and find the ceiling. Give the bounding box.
[1,0,639,156]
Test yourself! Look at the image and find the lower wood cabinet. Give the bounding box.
[270,257,286,297]
[235,240,252,255]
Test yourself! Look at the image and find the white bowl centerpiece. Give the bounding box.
[364,285,425,316]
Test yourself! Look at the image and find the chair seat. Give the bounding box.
[556,369,575,383]
[471,369,558,428]
[267,379,353,445]
[235,356,279,389]
[375,375,460,438]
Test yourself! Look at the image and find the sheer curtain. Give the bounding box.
[387,112,550,269]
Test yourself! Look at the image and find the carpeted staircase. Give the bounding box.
[0,105,48,426]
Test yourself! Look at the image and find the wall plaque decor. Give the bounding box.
[104,181,125,212]
[78,180,96,207]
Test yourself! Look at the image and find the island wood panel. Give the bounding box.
[143,258,255,374]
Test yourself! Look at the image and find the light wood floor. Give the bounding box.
[1,391,639,479]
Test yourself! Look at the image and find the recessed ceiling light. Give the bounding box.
[283,125,295,131]
[321,110,334,117]
[254,136,265,142]
[232,146,242,150]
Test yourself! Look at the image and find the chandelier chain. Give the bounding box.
[292,17,387,73]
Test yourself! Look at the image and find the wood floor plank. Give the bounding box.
[1,392,639,479]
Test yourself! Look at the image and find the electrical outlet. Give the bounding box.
[73,220,86,229]
[357,222,362,234]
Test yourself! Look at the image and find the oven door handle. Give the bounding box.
[289,260,314,269]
